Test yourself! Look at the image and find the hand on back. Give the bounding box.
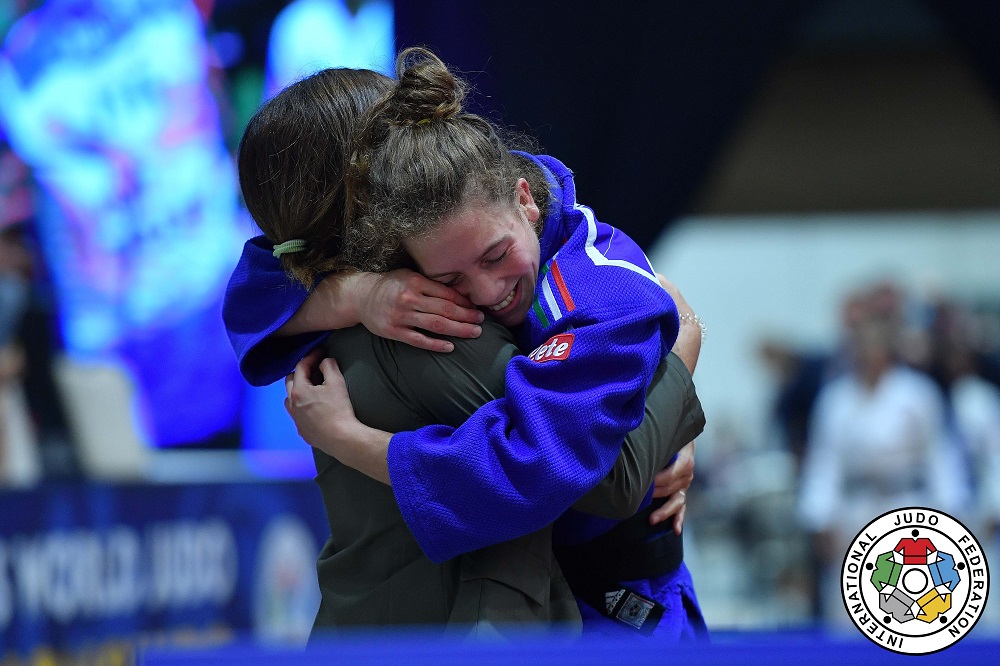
[284,350,392,483]
[649,441,696,534]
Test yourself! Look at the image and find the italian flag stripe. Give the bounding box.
[532,298,550,327]
[550,260,575,312]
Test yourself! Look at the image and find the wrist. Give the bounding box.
[673,313,703,375]
[340,423,392,484]
[679,312,706,344]
[339,270,374,327]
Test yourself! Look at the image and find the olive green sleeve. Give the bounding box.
[380,324,704,522]
[389,319,519,427]
[571,352,706,519]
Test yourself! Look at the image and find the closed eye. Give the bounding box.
[484,250,508,266]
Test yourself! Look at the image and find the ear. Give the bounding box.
[515,178,540,224]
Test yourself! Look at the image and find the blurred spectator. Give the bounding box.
[796,285,966,628]
[757,337,838,622]
[757,286,888,470]
[927,299,1000,630]
[928,301,1000,524]
[0,143,30,320]
[0,141,37,484]
[0,136,82,482]
[0,227,30,347]
[758,340,829,468]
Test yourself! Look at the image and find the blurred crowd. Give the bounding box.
[691,279,1000,630]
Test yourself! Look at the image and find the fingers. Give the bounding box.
[318,356,339,380]
[287,353,338,411]
[410,273,472,303]
[676,443,695,476]
[397,329,456,354]
[381,272,486,352]
[651,465,682,499]
[656,273,674,293]
[383,314,481,352]
[416,274,454,299]
[450,292,476,309]
[654,274,695,325]
[286,362,312,412]
[384,306,486,352]
[655,273,681,303]
[293,348,325,382]
[672,503,687,535]
[651,476,673,499]
[408,312,483,340]
[413,289,484,325]
[293,353,313,384]
[649,489,686,527]
[410,273,485,324]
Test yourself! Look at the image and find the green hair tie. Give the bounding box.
[272,239,306,258]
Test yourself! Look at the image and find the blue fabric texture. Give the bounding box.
[222,235,327,386]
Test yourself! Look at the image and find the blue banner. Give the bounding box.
[0,481,329,656]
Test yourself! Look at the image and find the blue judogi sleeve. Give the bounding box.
[389,201,679,563]
[222,236,328,386]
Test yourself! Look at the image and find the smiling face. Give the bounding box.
[404,179,541,328]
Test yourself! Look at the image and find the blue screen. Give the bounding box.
[0,0,394,464]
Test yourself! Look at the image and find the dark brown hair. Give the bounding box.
[238,67,392,287]
[344,47,550,272]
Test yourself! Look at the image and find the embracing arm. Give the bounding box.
[290,305,667,562]
[278,267,485,351]
[290,329,705,521]
[275,270,373,336]
[288,318,522,483]
[290,319,701,534]
[573,276,705,518]
[223,236,320,386]
[572,352,704,519]
[287,241,691,562]
[223,235,483,385]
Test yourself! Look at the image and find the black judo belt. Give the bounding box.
[554,499,683,636]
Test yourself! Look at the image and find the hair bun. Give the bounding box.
[389,46,464,125]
